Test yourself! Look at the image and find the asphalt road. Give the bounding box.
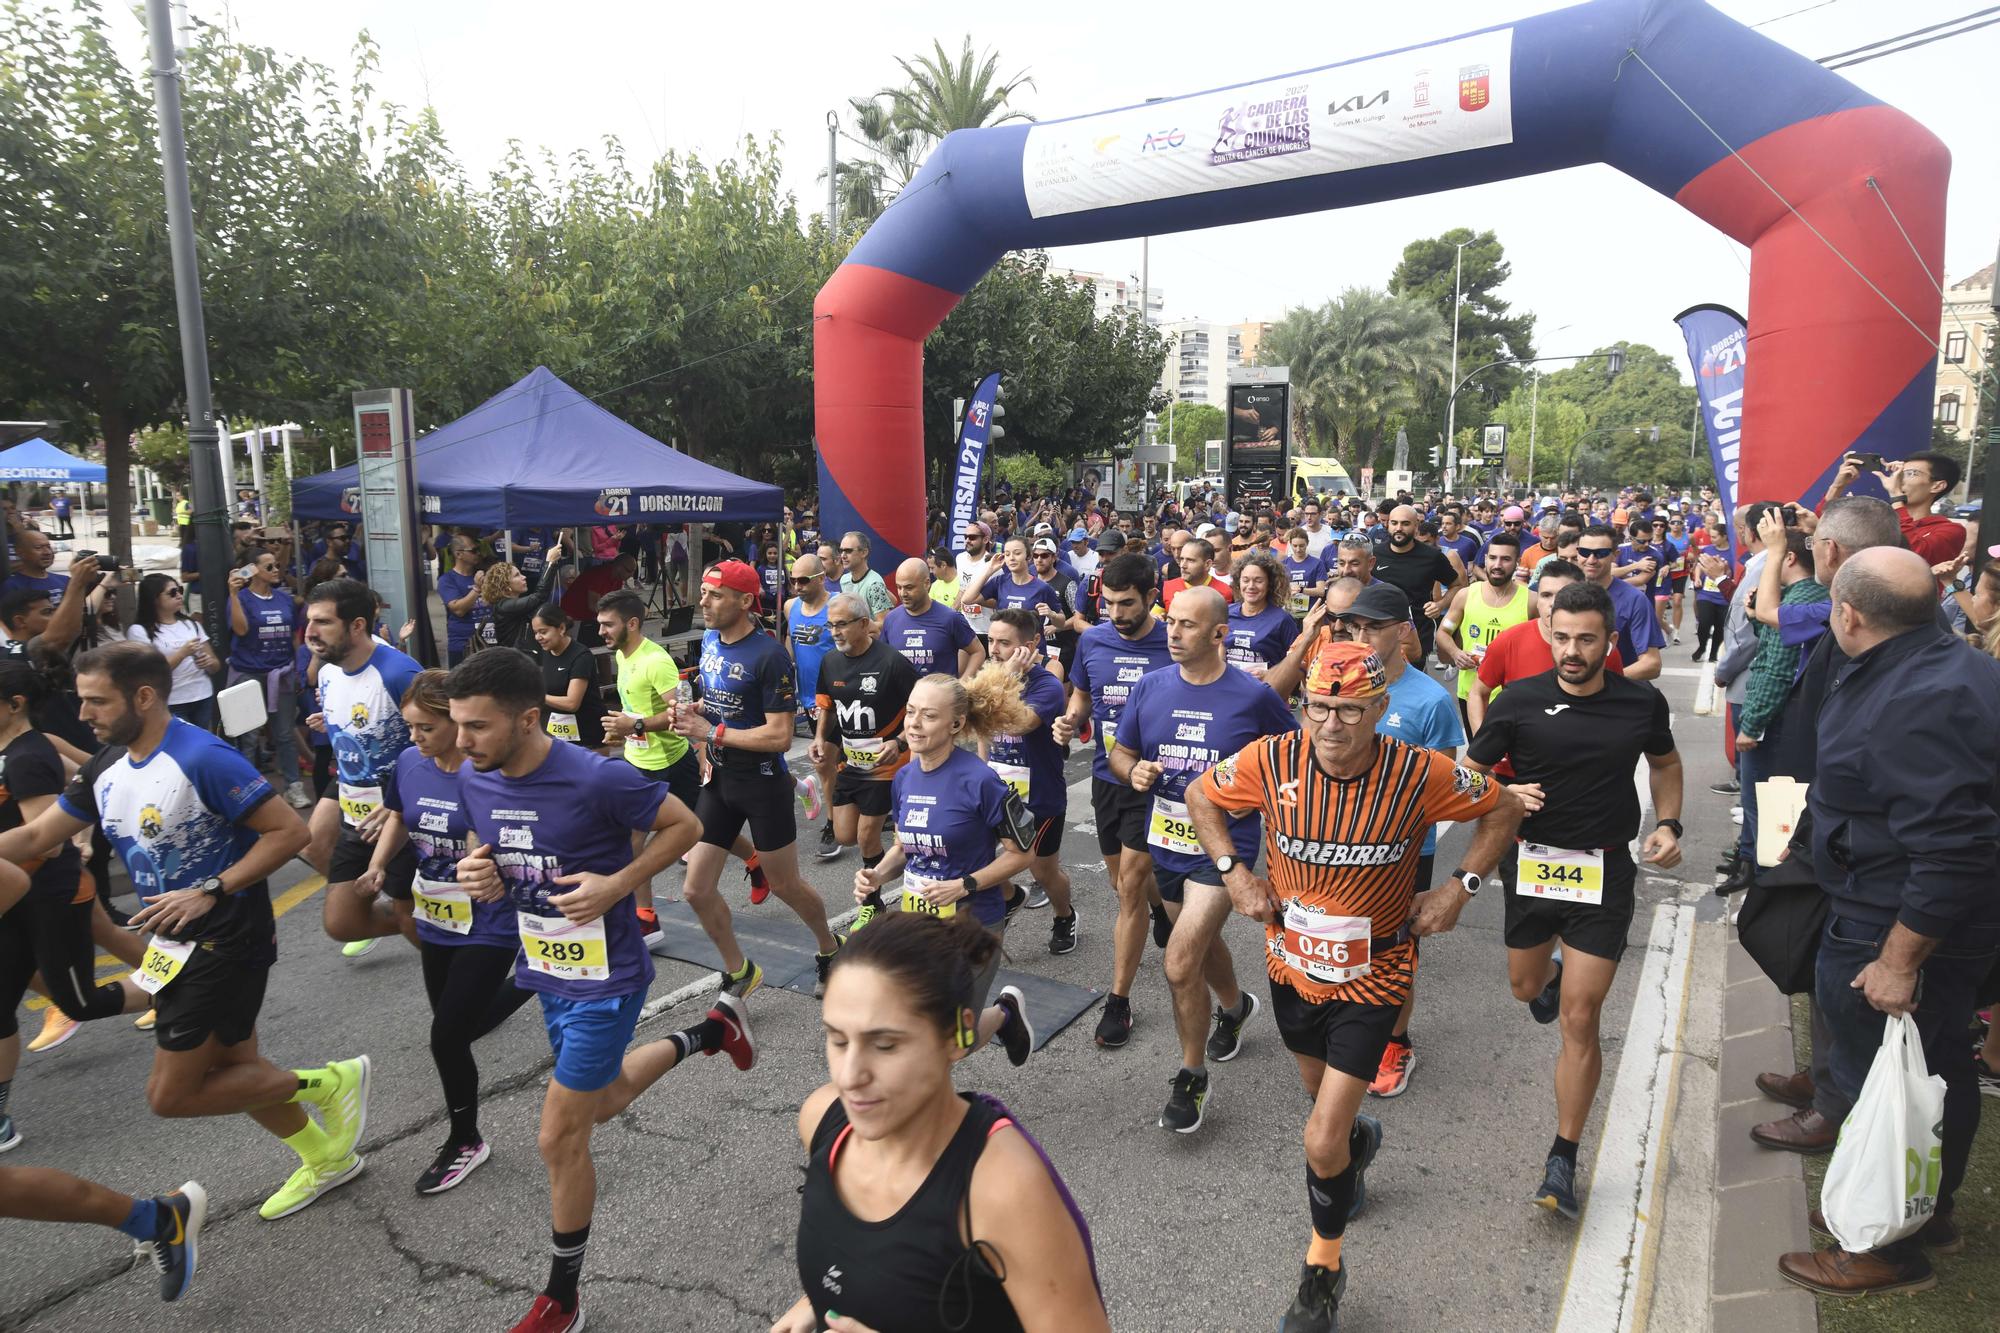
[0,657,1743,1332]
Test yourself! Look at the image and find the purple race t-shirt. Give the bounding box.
[892,746,1016,927]
[1117,665,1298,875]
[1068,619,1172,782]
[460,740,664,998]
[883,600,977,675]
[386,747,517,950]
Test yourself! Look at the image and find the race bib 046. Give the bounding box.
[1279,905,1372,985]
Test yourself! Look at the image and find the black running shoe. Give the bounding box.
[1709,777,1740,796]
[1347,1113,1382,1220]
[1534,1153,1581,1219]
[815,823,842,861]
[1150,902,1172,949]
[1279,1261,1346,1333]
[1094,994,1132,1048]
[995,985,1034,1067]
[1529,958,1563,1025]
[1002,888,1027,931]
[814,938,842,998]
[414,1140,490,1195]
[143,1181,207,1303]
[1049,910,1078,955]
[1205,993,1260,1063]
[1160,1067,1210,1133]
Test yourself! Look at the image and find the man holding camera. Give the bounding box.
[1821,451,1965,573]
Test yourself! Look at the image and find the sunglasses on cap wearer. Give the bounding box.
[1576,545,1616,559]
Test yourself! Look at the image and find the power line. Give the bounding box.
[1753,0,1842,28]
[1821,11,2000,67]
[1813,5,2000,65]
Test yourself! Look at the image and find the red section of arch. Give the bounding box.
[814,264,965,549]
[1674,106,1948,503]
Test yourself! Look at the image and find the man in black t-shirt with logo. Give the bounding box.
[1371,506,1462,666]
[1464,580,1684,1226]
[812,594,918,896]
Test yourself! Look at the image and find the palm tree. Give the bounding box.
[1266,290,1450,464]
[830,37,1034,226]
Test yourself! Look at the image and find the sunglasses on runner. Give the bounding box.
[1577,546,1616,559]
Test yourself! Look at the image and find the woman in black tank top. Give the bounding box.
[777,912,1106,1333]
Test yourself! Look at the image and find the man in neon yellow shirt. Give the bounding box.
[596,590,773,939]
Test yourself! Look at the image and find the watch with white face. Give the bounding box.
[1214,855,1241,877]
[1450,869,1482,897]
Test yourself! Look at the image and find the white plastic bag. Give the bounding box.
[1754,776,1809,868]
[1821,1012,1945,1252]
[1692,661,1716,716]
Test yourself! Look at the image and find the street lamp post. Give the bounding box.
[1525,368,1540,490]
[1444,348,1623,490]
[1442,239,1468,475]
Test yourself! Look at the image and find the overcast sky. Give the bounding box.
[128,0,1999,380]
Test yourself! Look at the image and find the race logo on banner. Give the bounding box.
[1674,304,1747,561]
[949,372,1003,557]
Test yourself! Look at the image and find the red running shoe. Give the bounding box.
[746,853,770,905]
[708,993,757,1071]
[509,1294,583,1333]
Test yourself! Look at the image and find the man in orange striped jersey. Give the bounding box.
[1189,640,1521,1333]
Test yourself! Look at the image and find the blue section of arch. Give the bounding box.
[844,0,1877,296]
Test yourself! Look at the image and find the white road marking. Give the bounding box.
[1553,900,1698,1333]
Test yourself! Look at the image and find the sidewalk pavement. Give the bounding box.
[1712,931,1818,1331]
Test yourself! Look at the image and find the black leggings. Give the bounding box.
[420,939,534,1144]
[0,892,126,1038]
[1692,599,1726,661]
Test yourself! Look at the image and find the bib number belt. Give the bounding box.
[518,912,610,981]
[1278,906,1375,985]
[900,871,957,919]
[1147,795,1199,856]
[413,875,474,935]
[1515,841,1606,906]
[132,937,196,995]
[337,782,383,828]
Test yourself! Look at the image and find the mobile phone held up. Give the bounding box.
[1848,451,1885,474]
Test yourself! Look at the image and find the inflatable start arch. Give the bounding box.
[814,0,1948,568]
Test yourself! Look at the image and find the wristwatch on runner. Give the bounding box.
[1214,856,1241,877]
[1655,818,1684,839]
[1449,869,1481,897]
[197,876,227,901]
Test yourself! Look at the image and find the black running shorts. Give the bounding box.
[1090,777,1148,858]
[1500,843,1637,962]
[329,826,417,901]
[1026,811,1064,859]
[635,750,703,815]
[832,770,893,818]
[153,945,270,1052]
[697,767,797,852]
[1268,979,1401,1084]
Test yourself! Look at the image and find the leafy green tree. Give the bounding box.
[1153,402,1225,476]
[834,37,1033,225]
[1538,343,1701,490]
[1388,228,1538,456]
[1264,288,1449,467]
[921,252,1166,491]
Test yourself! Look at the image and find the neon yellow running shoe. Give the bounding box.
[258,1153,365,1220]
[317,1056,373,1162]
[340,939,377,959]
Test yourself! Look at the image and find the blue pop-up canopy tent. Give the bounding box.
[292,366,782,525]
[0,438,107,482]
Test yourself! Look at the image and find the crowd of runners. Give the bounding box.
[2,459,1995,1332]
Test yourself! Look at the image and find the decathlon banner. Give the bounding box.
[1676,304,1747,561]
[949,372,1003,556]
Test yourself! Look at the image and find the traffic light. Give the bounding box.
[1605,347,1625,378]
[1428,444,1441,467]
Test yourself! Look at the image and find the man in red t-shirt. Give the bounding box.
[1468,558,1624,742]
[1160,535,1233,611]
[1818,451,1966,578]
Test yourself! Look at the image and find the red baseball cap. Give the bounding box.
[703,560,762,609]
